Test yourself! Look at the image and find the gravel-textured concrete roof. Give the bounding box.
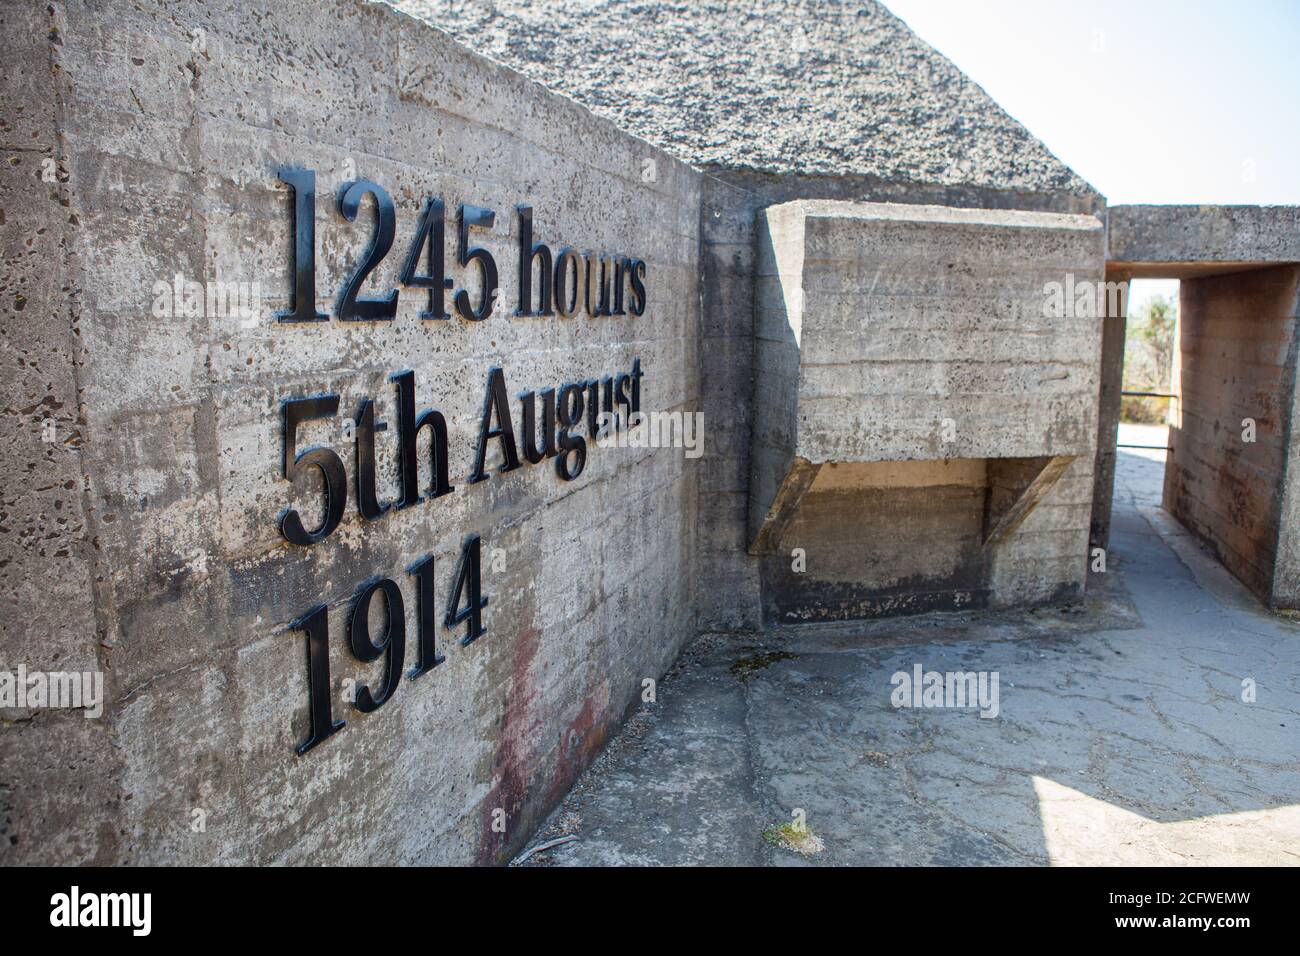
[390,0,1096,197]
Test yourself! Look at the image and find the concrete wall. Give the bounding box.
[749,200,1105,622]
[0,0,701,865]
[1163,265,1300,606]
[0,0,119,866]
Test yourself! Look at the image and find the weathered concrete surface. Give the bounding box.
[395,0,1094,194]
[1108,205,1300,277]
[1164,265,1300,609]
[0,0,127,865]
[1,0,701,865]
[749,201,1105,621]
[519,451,1300,865]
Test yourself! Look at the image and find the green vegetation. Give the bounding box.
[763,821,825,855]
[1122,293,1177,424]
[729,649,796,681]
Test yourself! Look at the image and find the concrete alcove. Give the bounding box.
[759,455,1077,623]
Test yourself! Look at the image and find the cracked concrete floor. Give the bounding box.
[519,448,1300,865]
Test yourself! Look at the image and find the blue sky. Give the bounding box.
[883,0,1300,205]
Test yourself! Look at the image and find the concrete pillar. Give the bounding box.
[1089,267,1131,551]
[1267,271,1300,609]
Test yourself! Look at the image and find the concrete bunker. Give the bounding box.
[1095,205,1300,609]
[7,0,1296,868]
[749,200,1104,624]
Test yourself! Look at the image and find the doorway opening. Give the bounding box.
[1115,278,1179,511]
[1094,260,1300,609]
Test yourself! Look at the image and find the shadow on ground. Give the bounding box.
[518,450,1300,866]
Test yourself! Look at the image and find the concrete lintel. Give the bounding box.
[1107,204,1300,268]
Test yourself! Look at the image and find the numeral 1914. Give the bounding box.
[291,534,487,755]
